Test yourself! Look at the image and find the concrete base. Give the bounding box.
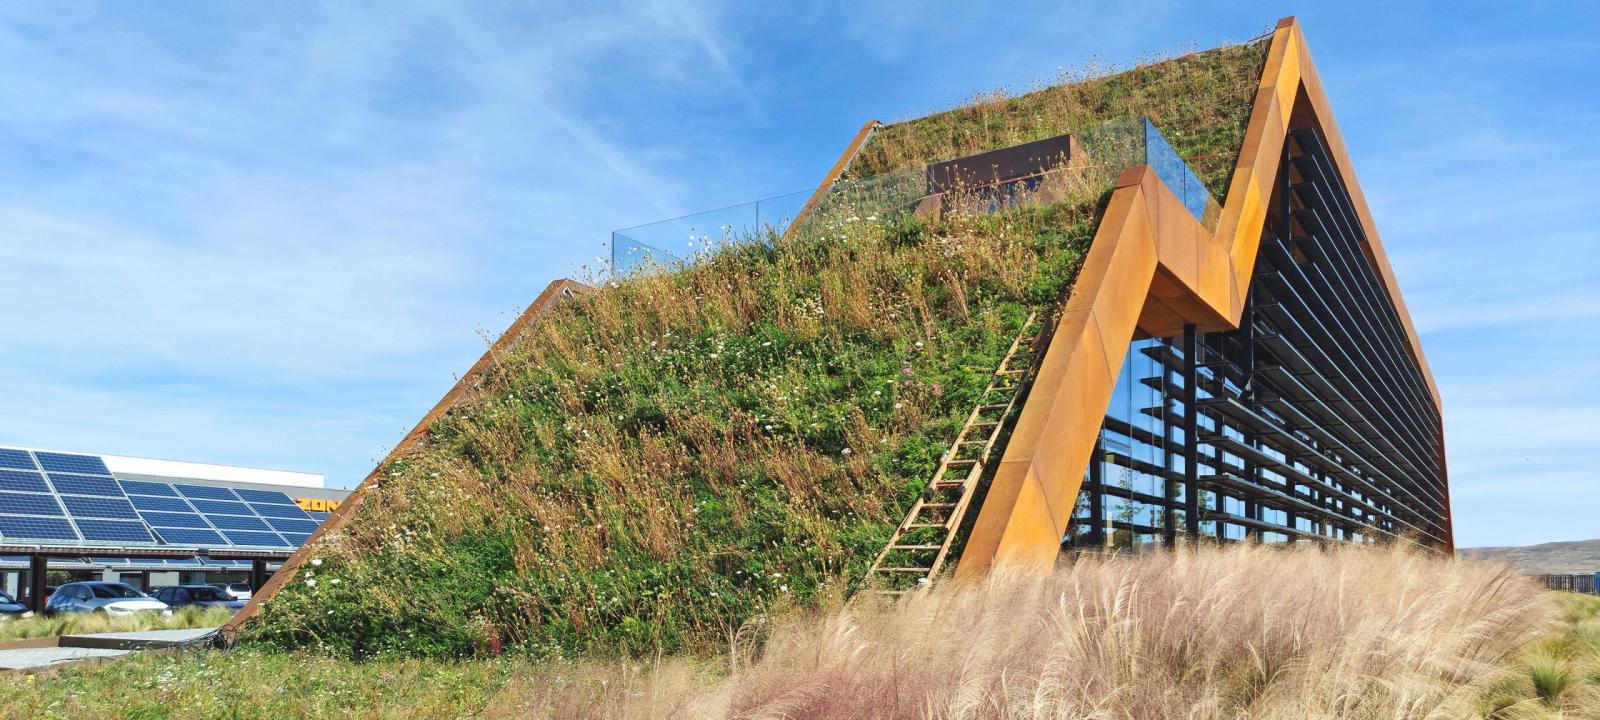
[0,627,219,672]
[0,646,132,671]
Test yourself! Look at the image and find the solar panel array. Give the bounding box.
[0,554,280,570]
[0,447,323,551]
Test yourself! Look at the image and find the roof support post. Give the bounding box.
[27,554,47,615]
[250,559,268,594]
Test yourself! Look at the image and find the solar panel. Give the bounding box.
[307,511,330,522]
[251,502,312,519]
[0,449,35,470]
[151,527,226,546]
[74,519,154,543]
[220,530,287,547]
[34,452,111,475]
[59,496,139,519]
[138,511,211,528]
[0,470,50,493]
[90,556,130,565]
[174,484,237,501]
[0,492,64,516]
[0,516,79,541]
[47,474,123,497]
[118,479,179,497]
[205,514,270,531]
[234,488,296,505]
[188,499,251,515]
[264,517,319,534]
[129,495,194,513]
[281,533,312,547]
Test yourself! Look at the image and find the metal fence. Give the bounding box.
[1535,573,1600,593]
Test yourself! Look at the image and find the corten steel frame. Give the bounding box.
[956,17,1451,578]
[1069,127,1450,551]
[224,278,588,639]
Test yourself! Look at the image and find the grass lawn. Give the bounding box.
[0,649,519,719]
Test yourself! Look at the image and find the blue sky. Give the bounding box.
[0,2,1594,548]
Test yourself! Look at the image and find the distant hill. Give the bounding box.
[1461,539,1600,575]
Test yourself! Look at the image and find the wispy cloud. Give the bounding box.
[0,1,760,485]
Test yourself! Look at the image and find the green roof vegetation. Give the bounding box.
[243,35,1270,660]
[850,39,1271,196]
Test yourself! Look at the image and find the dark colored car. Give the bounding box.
[0,591,28,617]
[150,585,246,610]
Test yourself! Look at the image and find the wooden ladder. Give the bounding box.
[863,313,1042,594]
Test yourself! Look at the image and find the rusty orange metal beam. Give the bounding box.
[223,277,588,640]
[782,119,880,241]
[956,16,1450,578]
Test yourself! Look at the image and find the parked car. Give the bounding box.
[150,585,246,610]
[212,582,252,601]
[0,591,29,618]
[45,582,169,617]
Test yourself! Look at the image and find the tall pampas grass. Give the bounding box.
[487,543,1550,719]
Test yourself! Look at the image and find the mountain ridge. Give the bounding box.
[1461,539,1600,575]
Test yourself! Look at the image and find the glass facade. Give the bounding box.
[1067,127,1450,552]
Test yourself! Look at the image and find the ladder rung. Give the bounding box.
[862,311,1038,595]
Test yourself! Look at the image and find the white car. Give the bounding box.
[212,582,252,601]
[46,582,170,616]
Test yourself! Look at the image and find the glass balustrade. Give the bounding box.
[607,117,1220,277]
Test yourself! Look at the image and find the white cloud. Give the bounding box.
[0,1,759,485]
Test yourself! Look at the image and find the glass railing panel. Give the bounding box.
[753,189,815,238]
[609,189,811,275]
[607,116,1221,277]
[1141,118,1222,229]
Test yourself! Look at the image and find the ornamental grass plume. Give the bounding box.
[486,542,1552,720]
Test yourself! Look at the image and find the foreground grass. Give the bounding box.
[3,545,1571,719]
[1482,592,1600,718]
[0,607,231,642]
[0,649,519,719]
